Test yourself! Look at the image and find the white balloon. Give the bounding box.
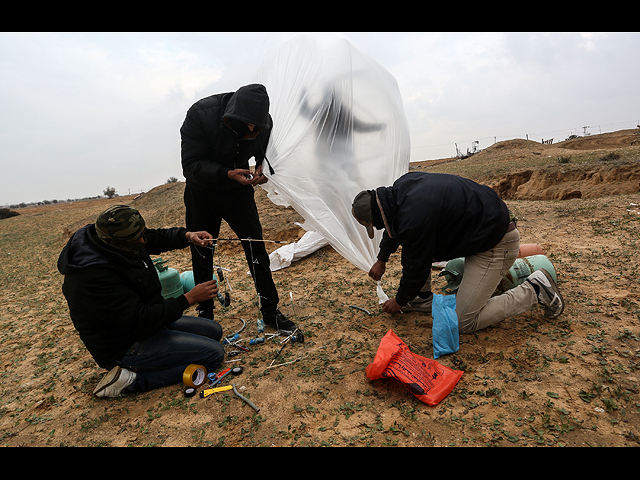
[254,33,410,275]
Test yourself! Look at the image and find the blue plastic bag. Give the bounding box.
[432,294,459,359]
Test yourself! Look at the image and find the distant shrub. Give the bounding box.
[599,152,620,161]
[557,155,571,164]
[0,208,20,220]
[103,186,117,199]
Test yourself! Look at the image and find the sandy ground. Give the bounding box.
[1,130,639,447]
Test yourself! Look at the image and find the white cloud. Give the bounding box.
[118,43,223,105]
[578,32,608,52]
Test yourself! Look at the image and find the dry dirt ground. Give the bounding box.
[1,130,640,447]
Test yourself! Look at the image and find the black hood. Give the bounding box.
[57,224,141,275]
[222,84,271,133]
[57,225,109,275]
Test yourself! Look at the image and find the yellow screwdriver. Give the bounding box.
[200,385,233,398]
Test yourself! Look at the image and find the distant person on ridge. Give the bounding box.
[58,204,225,398]
[180,83,295,333]
[351,171,564,334]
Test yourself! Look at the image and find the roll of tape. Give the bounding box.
[183,364,207,388]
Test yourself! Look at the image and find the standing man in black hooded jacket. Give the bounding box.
[180,84,295,332]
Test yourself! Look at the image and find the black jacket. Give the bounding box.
[180,84,273,192]
[57,224,191,369]
[375,172,510,305]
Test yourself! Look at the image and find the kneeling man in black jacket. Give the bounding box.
[352,172,564,334]
[58,204,225,398]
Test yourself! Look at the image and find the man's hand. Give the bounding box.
[382,297,403,314]
[228,166,269,186]
[368,259,386,281]
[250,164,268,185]
[184,280,218,306]
[228,168,255,185]
[186,230,214,247]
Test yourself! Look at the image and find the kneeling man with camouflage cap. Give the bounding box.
[58,204,224,398]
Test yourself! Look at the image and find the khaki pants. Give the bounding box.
[421,228,539,333]
[457,228,539,333]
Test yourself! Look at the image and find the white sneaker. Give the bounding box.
[403,293,433,313]
[93,366,137,398]
[526,269,564,318]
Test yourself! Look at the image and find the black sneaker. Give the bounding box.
[263,309,296,333]
[197,309,214,320]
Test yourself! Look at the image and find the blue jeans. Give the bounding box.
[120,315,225,393]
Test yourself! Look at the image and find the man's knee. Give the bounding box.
[457,311,480,335]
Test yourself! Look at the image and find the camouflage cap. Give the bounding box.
[95,205,146,247]
[351,190,375,239]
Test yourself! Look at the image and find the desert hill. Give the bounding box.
[412,128,640,201]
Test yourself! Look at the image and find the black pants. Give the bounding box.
[184,183,279,315]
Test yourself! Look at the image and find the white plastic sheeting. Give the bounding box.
[269,230,329,272]
[254,33,410,282]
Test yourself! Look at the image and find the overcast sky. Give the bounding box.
[1,31,638,206]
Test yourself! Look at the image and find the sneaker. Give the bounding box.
[263,309,297,333]
[403,293,433,313]
[197,308,214,320]
[93,366,137,398]
[526,269,564,318]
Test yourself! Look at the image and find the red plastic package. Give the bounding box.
[366,330,463,406]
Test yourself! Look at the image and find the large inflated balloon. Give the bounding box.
[254,34,410,278]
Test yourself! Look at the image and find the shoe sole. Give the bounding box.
[540,269,564,318]
[93,366,122,396]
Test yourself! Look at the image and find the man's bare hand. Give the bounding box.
[250,164,268,185]
[228,168,255,185]
[186,230,214,247]
[368,260,386,281]
[382,297,403,314]
[184,280,218,306]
